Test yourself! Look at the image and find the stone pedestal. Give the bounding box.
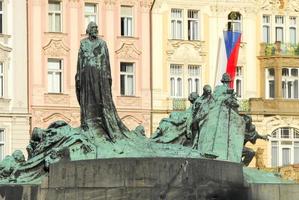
[1,158,298,200]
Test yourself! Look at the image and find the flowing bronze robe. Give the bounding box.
[76,37,128,140]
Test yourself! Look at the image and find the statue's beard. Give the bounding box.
[90,31,98,38]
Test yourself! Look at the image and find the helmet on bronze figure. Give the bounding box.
[221,73,231,83]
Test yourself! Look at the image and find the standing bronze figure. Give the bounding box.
[76,22,128,140]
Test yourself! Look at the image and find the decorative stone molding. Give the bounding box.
[43,39,70,57]
[0,43,12,62]
[166,40,206,60]
[42,113,72,123]
[31,108,80,129]
[104,0,116,5]
[44,94,70,105]
[140,0,153,11]
[120,0,137,6]
[256,0,299,12]
[116,96,142,107]
[209,5,258,16]
[115,43,141,60]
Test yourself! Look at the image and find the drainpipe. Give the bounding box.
[26,0,32,134]
[149,0,155,135]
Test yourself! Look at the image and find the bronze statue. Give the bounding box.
[242,115,269,166]
[76,22,128,141]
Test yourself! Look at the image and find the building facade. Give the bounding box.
[0,0,30,159]
[28,0,152,136]
[151,0,299,168]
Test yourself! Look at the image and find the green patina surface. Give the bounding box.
[0,22,291,185]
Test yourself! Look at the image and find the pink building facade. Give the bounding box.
[28,0,152,134]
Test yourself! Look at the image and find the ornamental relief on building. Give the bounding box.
[0,43,12,62]
[32,109,80,129]
[262,115,299,133]
[116,96,142,107]
[43,39,70,57]
[166,40,206,60]
[121,114,142,130]
[44,94,70,105]
[256,0,299,12]
[115,43,141,60]
[104,0,117,5]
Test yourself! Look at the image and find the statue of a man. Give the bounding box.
[76,22,128,140]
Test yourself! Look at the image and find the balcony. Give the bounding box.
[260,42,299,57]
[249,98,299,115]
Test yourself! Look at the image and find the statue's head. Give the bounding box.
[203,84,212,95]
[86,21,98,38]
[188,92,199,104]
[221,73,231,84]
[12,150,25,163]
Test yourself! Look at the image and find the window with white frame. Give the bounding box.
[188,10,199,40]
[0,62,4,97]
[48,1,62,32]
[282,67,299,99]
[263,15,271,43]
[187,65,200,95]
[289,16,296,44]
[234,66,243,98]
[0,1,3,34]
[275,16,284,42]
[270,127,299,167]
[171,9,183,39]
[265,68,275,98]
[120,62,135,96]
[121,6,133,37]
[85,3,97,29]
[0,129,4,161]
[48,59,63,93]
[170,64,183,97]
[228,12,242,32]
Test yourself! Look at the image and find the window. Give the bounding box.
[289,17,296,44]
[282,68,299,99]
[228,12,242,32]
[170,64,183,97]
[0,1,3,34]
[265,68,275,98]
[48,59,63,93]
[187,65,200,95]
[188,10,199,40]
[48,1,62,32]
[263,15,270,43]
[270,127,299,167]
[171,9,183,39]
[0,62,3,97]
[234,66,243,98]
[85,3,97,29]
[275,16,284,42]
[121,6,133,37]
[120,62,134,96]
[0,129,3,161]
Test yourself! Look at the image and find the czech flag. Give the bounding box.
[216,31,241,88]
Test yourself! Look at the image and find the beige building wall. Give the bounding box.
[152,0,299,168]
[0,0,30,159]
[28,0,153,136]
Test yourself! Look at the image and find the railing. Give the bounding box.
[238,99,250,112]
[249,98,299,114]
[260,42,299,56]
[172,98,187,111]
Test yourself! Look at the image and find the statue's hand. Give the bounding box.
[260,134,270,141]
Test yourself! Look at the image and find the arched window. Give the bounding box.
[270,127,299,167]
[228,12,242,32]
[282,68,299,99]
